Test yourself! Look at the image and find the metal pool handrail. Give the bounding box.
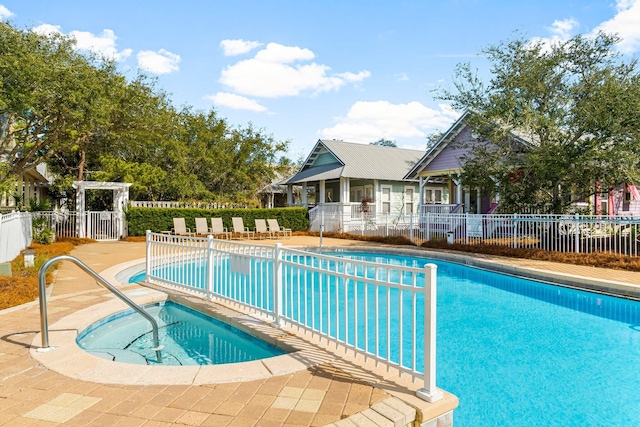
[38,255,163,362]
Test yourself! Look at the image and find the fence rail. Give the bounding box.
[145,231,442,402]
[311,204,640,256]
[0,212,32,263]
[31,211,123,241]
[130,201,250,209]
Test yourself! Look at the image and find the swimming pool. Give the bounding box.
[338,252,640,426]
[76,301,285,365]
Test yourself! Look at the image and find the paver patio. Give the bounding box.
[1,236,638,426]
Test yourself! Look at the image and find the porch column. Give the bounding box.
[476,188,481,214]
[286,184,293,205]
[373,180,379,213]
[319,180,326,204]
[452,177,462,206]
[301,182,308,206]
[340,177,350,203]
[75,182,86,238]
[464,188,471,214]
[419,177,425,207]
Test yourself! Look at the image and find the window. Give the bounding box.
[381,186,392,214]
[350,186,363,203]
[405,187,414,213]
[364,185,374,200]
[424,188,443,204]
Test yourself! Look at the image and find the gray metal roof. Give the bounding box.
[284,139,424,184]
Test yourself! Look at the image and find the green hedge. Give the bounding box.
[125,206,310,236]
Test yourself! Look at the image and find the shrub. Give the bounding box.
[125,206,310,236]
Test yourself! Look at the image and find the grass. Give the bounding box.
[0,238,95,310]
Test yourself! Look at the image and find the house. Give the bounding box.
[283,139,424,231]
[1,114,51,210]
[0,163,50,210]
[406,111,640,217]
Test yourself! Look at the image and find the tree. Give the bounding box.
[370,138,397,147]
[437,32,640,213]
[0,22,124,187]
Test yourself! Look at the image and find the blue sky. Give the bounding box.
[1,1,639,160]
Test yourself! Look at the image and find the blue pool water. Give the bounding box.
[77,301,284,365]
[338,253,640,427]
[132,253,640,426]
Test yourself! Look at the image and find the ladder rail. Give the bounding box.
[38,255,163,361]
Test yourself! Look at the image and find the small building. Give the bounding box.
[283,139,424,231]
[406,111,640,217]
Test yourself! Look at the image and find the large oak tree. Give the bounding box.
[438,32,640,213]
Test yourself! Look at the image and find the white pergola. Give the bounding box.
[73,181,131,239]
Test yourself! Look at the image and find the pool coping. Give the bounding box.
[30,287,325,386]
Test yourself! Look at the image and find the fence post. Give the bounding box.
[145,230,151,280]
[513,213,518,249]
[409,212,414,243]
[273,243,284,326]
[385,214,389,237]
[207,235,215,300]
[426,212,430,241]
[574,213,580,253]
[417,263,443,403]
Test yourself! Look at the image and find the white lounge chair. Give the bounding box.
[232,217,255,239]
[254,219,273,239]
[194,218,210,236]
[163,218,194,236]
[267,218,291,239]
[210,217,231,240]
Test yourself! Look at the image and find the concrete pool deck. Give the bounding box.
[2,236,640,426]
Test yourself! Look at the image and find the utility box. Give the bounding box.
[23,250,36,267]
[446,231,454,244]
[0,262,11,276]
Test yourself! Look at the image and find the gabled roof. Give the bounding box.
[284,139,424,184]
[404,111,533,180]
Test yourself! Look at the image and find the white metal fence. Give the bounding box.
[145,231,442,402]
[311,204,640,256]
[0,212,32,263]
[32,211,123,241]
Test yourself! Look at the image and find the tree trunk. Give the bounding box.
[77,150,86,181]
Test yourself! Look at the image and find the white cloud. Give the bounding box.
[318,101,459,145]
[592,0,640,54]
[137,49,181,74]
[395,72,409,82]
[0,5,14,20]
[205,92,268,112]
[530,18,579,49]
[219,42,371,98]
[32,24,132,61]
[32,23,62,36]
[220,39,263,56]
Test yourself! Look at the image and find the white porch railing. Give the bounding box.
[0,212,32,263]
[145,231,442,402]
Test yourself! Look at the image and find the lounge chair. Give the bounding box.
[194,218,210,236]
[162,218,194,236]
[267,218,291,239]
[254,219,273,239]
[232,217,255,239]
[210,217,231,240]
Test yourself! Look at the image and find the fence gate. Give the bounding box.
[85,211,122,241]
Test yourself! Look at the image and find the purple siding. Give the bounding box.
[422,127,475,173]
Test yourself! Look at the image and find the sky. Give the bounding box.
[1,0,640,160]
